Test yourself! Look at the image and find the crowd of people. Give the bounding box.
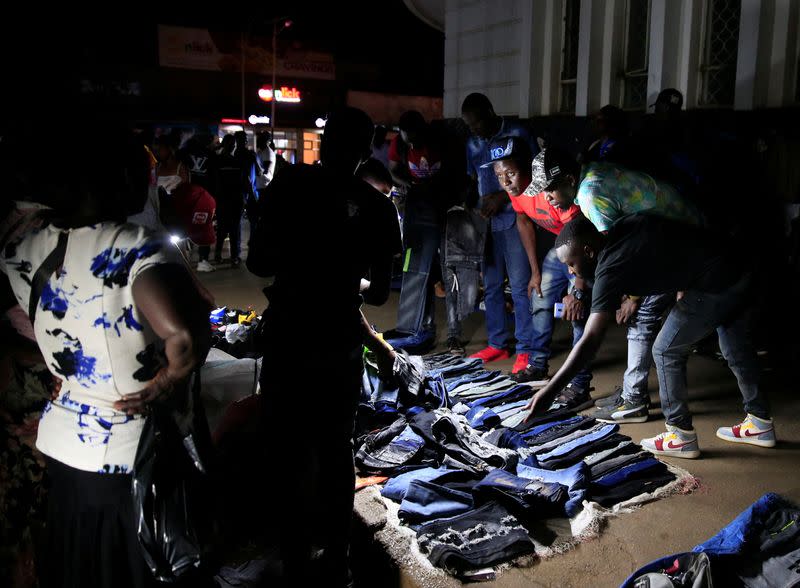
[0,87,797,587]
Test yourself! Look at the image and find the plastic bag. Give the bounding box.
[132,372,215,582]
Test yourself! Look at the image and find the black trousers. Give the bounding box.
[42,457,156,588]
[260,344,363,587]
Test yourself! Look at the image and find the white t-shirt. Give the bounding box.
[0,222,182,473]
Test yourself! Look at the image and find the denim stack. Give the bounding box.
[355,352,679,576]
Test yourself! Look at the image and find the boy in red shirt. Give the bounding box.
[488,137,594,409]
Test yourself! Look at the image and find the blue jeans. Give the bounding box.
[483,226,534,353]
[652,274,769,430]
[622,293,674,403]
[529,248,591,389]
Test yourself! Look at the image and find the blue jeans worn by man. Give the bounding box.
[623,293,674,401]
[652,275,769,431]
[529,247,592,391]
[482,225,535,359]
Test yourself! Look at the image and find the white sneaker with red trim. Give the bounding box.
[640,425,701,459]
[716,414,776,448]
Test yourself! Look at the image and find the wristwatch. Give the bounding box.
[571,286,586,301]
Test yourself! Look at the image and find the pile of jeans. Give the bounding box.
[209,307,261,359]
[356,353,679,576]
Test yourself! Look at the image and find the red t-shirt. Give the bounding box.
[172,183,217,245]
[388,136,442,180]
[510,192,582,235]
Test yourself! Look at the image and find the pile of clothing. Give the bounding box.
[623,492,800,588]
[356,353,682,577]
[209,307,261,358]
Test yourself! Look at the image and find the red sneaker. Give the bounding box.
[511,353,530,374]
[469,346,511,363]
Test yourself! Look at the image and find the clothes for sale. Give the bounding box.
[582,439,635,467]
[590,214,742,313]
[522,416,596,447]
[587,446,650,480]
[442,206,487,323]
[355,418,433,474]
[1,222,182,474]
[535,423,619,463]
[529,421,608,454]
[382,466,461,502]
[589,468,676,508]
[392,351,427,397]
[517,461,587,518]
[416,501,534,573]
[591,457,663,489]
[482,428,527,452]
[409,409,518,473]
[472,469,569,519]
[398,473,483,525]
[512,407,579,433]
[539,432,631,470]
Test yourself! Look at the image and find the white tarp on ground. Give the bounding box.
[201,348,261,430]
[353,463,698,586]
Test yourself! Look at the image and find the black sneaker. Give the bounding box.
[549,384,594,412]
[594,395,649,423]
[231,257,242,268]
[509,365,550,386]
[447,337,466,357]
[595,386,651,409]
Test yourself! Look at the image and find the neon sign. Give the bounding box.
[248,115,271,125]
[258,86,302,103]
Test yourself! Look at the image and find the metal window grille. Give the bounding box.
[559,0,581,113]
[621,0,651,110]
[699,0,741,106]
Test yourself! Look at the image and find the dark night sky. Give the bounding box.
[11,1,444,99]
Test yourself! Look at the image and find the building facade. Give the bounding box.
[407,0,800,117]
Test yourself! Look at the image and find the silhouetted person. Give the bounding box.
[215,134,247,267]
[247,107,401,587]
[181,135,218,271]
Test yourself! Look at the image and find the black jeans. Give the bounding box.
[260,344,363,587]
[215,205,243,261]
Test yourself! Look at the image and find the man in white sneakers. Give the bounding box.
[522,214,775,459]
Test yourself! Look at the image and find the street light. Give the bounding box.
[240,17,292,143]
[271,18,292,136]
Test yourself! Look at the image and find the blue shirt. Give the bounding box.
[466,118,539,232]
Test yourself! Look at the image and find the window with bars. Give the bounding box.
[620,0,651,110]
[699,0,741,107]
[559,0,581,113]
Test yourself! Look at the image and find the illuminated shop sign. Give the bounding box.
[258,86,302,103]
[248,115,271,124]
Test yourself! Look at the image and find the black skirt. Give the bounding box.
[42,456,157,588]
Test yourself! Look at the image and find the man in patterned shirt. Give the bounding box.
[526,148,702,423]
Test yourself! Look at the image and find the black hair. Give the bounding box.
[321,107,375,167]
[461,93,494,114]
[373,125,388,147]
[597,105,628,135]
[554,215,599,250]
[398,111,426,133]
[357,158,393,187]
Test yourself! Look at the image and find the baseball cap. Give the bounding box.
[651,88,683,110]
[522,148,578,196]
[479,136,531,168]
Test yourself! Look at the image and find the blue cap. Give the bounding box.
[480,136,531,168]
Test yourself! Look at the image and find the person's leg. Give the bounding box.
[651,293,719,431]
[621,294,673,404]
[716,306,769,419]
[198,245,210,262]
[501,225,534,355]
[229,207,243,262]
[528,248,567,371]
[214,209,229,261]
[482,229,511,351]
